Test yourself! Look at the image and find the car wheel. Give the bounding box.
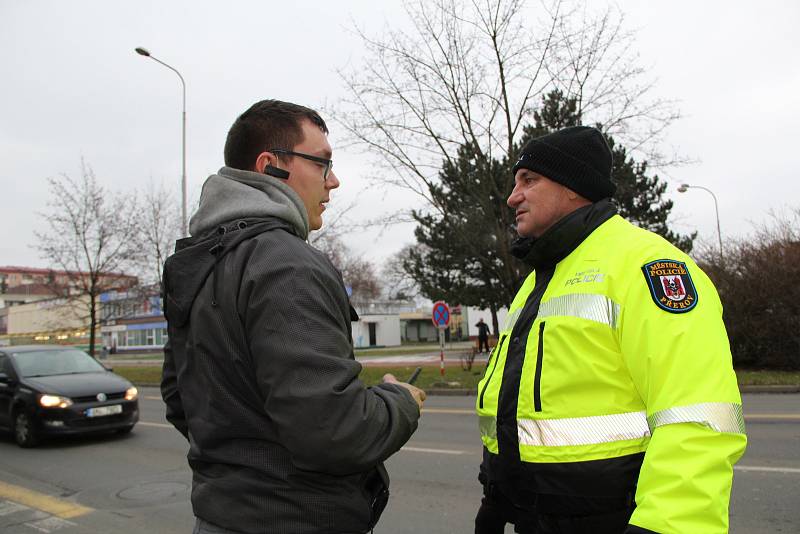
[14,412,39,448]
[117,425,134,435]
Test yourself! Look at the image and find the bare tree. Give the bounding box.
[34,161,142,356]
[331,0,679,214]
[697,208,800,370]
[381,244,423,301]
[312,235,382,306]
[137,180,182,286]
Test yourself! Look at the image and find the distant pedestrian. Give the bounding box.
[475,318,490,353]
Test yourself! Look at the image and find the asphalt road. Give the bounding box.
[0,391,797,533]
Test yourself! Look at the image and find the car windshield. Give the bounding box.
[11,349,107,377]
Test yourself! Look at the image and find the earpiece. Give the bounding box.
[263,165,290,179]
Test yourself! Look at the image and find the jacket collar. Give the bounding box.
[189,166,309,240]
[511,199,617,269]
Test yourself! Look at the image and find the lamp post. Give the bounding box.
[135,47,188,237]
[677,183,723,260]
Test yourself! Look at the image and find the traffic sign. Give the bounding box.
[431,301,451,329]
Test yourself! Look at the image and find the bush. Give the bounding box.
[698,209,800,370]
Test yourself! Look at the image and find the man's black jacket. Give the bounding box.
[162,190,419,534]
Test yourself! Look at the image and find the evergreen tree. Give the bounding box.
[404,90,693,328]
[609,139,696,252]
[403,142,520,334]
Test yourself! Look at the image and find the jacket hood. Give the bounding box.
[189,166,309,240]
[164,167,310,328]
[163,218,294,328]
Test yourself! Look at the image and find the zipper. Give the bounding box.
[534,321,545,412]
[479,334,507,409]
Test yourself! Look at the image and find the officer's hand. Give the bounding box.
[383,373,426,411]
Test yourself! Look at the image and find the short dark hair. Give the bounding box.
[223,99,329,171]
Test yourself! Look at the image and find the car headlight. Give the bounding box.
[39,394,73,408]
[124,387,138,401]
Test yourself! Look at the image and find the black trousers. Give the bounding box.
[478,337,490,353]
[474,485,635,534]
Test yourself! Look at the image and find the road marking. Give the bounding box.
[141,399,477,411]
[24,516,77,533]
[138,421,172,428]
[0,499,29,516]
[401,446,466,455]
[0,481,92,519]
[139,411,800,428]
[139,420,469,455]
[136,421,800,466]
[735,465,800,474]
[420,409,800,421]
[423,408,475,415]
[141,393,799,421]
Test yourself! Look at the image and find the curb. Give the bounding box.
[739,385,800,394]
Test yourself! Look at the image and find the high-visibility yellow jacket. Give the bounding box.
[477,213,746,534]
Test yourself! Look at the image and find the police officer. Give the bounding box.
[475,126,746,533]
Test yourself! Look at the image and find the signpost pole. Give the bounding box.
[439,327,445,378]
[431,301,451,380]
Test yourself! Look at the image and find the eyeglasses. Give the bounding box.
[269,149,333,180]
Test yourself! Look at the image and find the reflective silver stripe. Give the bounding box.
[504,308,522,331]
[647,402,746,434]
[537,293,621,328]
[517,411,650,446]
[479,415,497,440]
[480,413,650,445]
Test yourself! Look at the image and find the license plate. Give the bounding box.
[86,404,122,418]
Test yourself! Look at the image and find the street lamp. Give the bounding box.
[677,183,723,260]
[135,47,188,237]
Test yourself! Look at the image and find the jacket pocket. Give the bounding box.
[534,322,545,412]
[479,334,507,409]
[364,466,390,529]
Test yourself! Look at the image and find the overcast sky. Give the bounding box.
[2,0,798,271]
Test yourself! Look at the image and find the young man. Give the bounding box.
[161,100,425,534]
[475,126,746,533]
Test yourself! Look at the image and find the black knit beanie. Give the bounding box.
[511,126,615,201]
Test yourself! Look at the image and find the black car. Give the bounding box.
[0,345,139,447]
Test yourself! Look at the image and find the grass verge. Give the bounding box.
[735,370,800,386]
[114,365,800,390]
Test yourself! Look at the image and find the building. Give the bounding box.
[0,266,139,347]
[0,283,55,308]
[0,295,90,346]
[399,309,441,342]
[350,300,412,348]
[100,288,166,353]
[98,295,415,353]
[0,266,137,293]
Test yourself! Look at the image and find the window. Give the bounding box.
[155,328,167,345]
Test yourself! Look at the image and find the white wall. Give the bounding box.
[466,306,509,337]
[352,314,402,348]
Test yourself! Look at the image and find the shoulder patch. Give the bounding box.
[641,259,698,313]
